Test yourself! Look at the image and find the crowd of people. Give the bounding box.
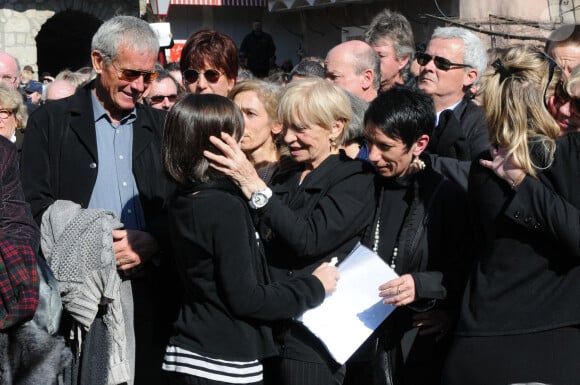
[0,8,579,385]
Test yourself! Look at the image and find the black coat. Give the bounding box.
[353,163,469,385]
[254,151,376,364]
[19,81,170,239]
[457,132,580,336]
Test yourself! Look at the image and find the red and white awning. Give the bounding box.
[148,0,266,7]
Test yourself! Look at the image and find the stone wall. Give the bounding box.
[0,0,144,73]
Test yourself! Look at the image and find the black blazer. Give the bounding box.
[19,81,170,239]
[457,133,580,336]
[428,97,490,161]
[254,151,376,363]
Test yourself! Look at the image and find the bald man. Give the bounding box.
[0,52,20,90]
[44,79,77,102]
[325,40,380,102]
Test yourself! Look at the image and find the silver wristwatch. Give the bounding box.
[249,187,272,209]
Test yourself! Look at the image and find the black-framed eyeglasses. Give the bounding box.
[416,52,472,71]
[0,109,13,119]
[149,94,178,104]
[111,62,158,83]
[183,68,223,84]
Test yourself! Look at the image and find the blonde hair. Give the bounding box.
[0,83,27,129]
[277,78,351,143]
[479,45,559,177]
[228,79,282,123]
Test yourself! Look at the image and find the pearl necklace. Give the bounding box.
[372,216,397,270]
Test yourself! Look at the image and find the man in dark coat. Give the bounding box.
[417,26,490,161]
[20,16,172,385]
[240,21,276,78]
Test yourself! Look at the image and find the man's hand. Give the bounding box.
[113,229,158,271]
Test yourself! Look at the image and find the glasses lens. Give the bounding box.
[143,72,158,83]
[119,68,157,83]
[433,57,452,71]
[149,95,164,104]
[416,53,431,66]
[0,109,11,119]
[150,94,177,104]
[120,69,141,82]
[183,69,200,83]
[204,69,221,83]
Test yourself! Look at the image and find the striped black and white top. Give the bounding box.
[162,345,263,384]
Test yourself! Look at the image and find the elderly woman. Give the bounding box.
[348,86,468,385]
[205,78,375,385]
[180,29,238,96]
[161,93,339,385]
[228,80,283,183]
[444,46,580,384]
[0,83,27,148]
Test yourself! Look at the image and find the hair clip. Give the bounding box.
[492,58,514,82]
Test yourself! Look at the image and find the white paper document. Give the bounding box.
[299,244,398,364]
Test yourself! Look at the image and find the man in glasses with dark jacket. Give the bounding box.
[417,26,490,161]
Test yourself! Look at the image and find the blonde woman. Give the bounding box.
[444,45,580,384]
[228,80,283,183]
[206,79,375,385]
[0,83,27,148]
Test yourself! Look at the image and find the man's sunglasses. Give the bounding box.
[555,80,580,112]
[149,94,178,104]
[183,69,223,84]
[416,52,472,71]
[112,62,158,83]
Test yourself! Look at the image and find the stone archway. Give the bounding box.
[35,10,102,77]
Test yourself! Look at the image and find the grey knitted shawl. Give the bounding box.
[41,200,133,385]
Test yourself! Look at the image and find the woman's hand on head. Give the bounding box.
[204,132,267,199]
[312,262,340,294]
[379,274,417,307]
[479,146,526,189]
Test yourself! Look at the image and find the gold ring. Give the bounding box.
[397,286,401,295]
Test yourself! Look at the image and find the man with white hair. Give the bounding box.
[417,26,490,160]
[325,40,380,102]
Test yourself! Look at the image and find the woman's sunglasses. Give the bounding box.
[183,69,223,84]
[416,52,472,71]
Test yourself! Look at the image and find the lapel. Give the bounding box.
[132,104,153,162]
[69,84,98,161]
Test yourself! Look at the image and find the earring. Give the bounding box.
[412,156,426,171]
[330,137,338,148]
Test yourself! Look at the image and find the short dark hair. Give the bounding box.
[289,59,325,81]
[364,86,434,150]
[162,93,244,185]
[180,30,239,82]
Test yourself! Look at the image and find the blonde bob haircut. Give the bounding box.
[277,78,352,143]
[478,45,559,177]
[0,83,27,129]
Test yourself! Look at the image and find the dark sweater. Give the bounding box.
[167,179,325,361]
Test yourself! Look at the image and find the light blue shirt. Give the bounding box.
[88,91,145,231]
